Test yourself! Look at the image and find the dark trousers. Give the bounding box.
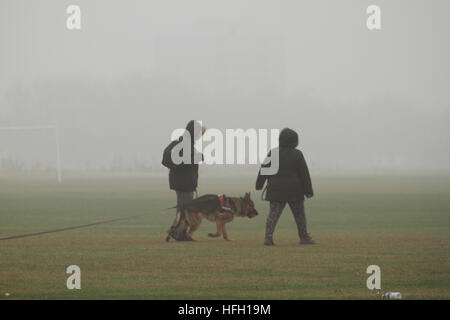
[169,191,194,240]
[265,200,309,240]
[176,191,194,208]
[173,191,193,225]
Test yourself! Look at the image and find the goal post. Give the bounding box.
[0,125,62,183]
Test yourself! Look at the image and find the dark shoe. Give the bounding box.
[300,235,316,245]
[264,237,275,246]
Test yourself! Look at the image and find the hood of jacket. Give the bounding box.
[185,120,202,144]
[279,128,298,148]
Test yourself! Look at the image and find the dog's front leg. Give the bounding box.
[221,215,234,241]
[208,219,223,238]
[222,223,232,241]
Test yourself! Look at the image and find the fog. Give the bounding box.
[1,0,449,172]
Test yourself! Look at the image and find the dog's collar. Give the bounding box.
[218,194,236,213]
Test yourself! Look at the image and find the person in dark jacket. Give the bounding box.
[162,120,205,240]
[256,128,315,245]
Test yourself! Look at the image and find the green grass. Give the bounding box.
[0,173,449,299]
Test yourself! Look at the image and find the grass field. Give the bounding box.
[0,173,449,299]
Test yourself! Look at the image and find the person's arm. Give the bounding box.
[255,169,267,190]
[162,141,183,170]
[255,150,272,190]
[161,142,175,169]
[298,151,313,197]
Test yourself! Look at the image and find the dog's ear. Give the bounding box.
[245,192,250,199]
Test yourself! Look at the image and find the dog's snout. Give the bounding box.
[248,208,259,218]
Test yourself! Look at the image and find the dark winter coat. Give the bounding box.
[162,121,202,192]
[255,128,313,201]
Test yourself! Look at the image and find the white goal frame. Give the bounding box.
[0,125,62,183]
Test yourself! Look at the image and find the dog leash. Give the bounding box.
[261,186,267,200]
[2,190,254,241]
[1,193,204,241]
[0,212,152,241]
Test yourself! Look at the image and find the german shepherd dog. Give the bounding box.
[166,192,258,241]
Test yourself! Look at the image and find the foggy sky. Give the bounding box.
[1,0,449,171]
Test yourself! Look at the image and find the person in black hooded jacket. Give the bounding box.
[162,120,205,240]
[256,128,316,245]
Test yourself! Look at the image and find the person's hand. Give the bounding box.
[306,194,313,198]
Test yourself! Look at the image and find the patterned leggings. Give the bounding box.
[265,200,309,240]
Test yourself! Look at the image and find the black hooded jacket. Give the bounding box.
[255,128,313,201]
[162,120,202,192]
